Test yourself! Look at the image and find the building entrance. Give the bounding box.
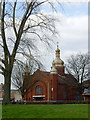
[35,97,43,101]
[32,95,45,101]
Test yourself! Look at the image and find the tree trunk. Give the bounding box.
[78,83,83,100]
[3,72,11,104]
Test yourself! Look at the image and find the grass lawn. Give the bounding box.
[2,104,88,118]
[0,105,2,119]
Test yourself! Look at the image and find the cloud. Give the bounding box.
[0,3,88,86]
[39,12,88,71]
[58,15,88,52]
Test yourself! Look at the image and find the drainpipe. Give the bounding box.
[48,81,49,102]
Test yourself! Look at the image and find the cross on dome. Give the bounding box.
[57,41,59,49]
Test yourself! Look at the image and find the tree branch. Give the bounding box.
[26,0,47,18]
[0,71,4,75]
[0,64,5,72]
[0,43,4,48]
[12,1,34,59]
[13,0,18,37]
[1,1,10,57]
[0,58,5,64]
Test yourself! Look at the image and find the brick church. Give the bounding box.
[23,44,79,102]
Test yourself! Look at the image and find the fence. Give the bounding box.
[10,100,90,104]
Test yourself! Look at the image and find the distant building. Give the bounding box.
[11,90,22,102]
[23,44,80,102]
[0,83,22,103]
[0,83,4,103]
[82,80,90,102]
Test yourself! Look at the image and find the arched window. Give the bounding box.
[36,85,41,94]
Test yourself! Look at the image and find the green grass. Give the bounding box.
[2,104,88,118]
[0,105,2,119]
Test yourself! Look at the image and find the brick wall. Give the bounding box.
[23,70,79,102]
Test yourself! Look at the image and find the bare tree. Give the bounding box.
[66,53,89,98]
[0,0,60,104]
[11,58,44,99]
[66,53,89,84]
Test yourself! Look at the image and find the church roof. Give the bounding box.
[23,69,50,89]
[82,80,90,88]
[24,69,78,89]
[58,74,78,88]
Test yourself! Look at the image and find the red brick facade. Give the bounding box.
[23,45,79,102]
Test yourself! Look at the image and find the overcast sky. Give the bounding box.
[0,1,88,86]
[40,2,88,72]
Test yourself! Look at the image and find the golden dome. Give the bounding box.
[56,48,60,52]
[54,58,64,67]
[54,42,64,67]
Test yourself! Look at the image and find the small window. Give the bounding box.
[76,92,80,100]
[63,91,66,99]
[36,85,41,94]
